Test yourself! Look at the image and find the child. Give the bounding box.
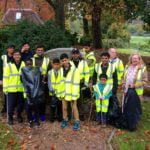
[60,53,80,131]
[48,58,63,122]
[93,74,112,127]
[21,59,43,128]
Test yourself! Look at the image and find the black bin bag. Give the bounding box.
[21,66,44,103]
[107,95,121,125]
[116,88,142,131]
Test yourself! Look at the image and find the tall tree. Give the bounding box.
[45,0,65,29]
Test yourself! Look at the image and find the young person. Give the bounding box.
[92,52,116,89]
[93,74,112,127]
[48,58,63,122]
[21,43,34,61]
[70,49,90,120]
[32,45,51,121]
[60,53,80,131]
[70,48,90,86]
[83,45,96,78]
[21,59,43,128]
[3,51,25,125]
[0,45,15,114]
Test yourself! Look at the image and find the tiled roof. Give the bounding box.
[2,8,43,25]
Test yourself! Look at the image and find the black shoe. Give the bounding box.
[35,121,40,127]
[8,116,13,125]
[29,121,34,128]
[17,116,23,123]
[50,119,55,123]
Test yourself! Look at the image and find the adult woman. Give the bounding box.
[122,53,148,102]
[120,53,148,131]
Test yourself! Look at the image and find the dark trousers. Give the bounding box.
[38,102,46,116]
[50,100,62,121]
[96,112,107,124]
[1,93,7,112]
[7,92,24,117]
[25,101,39,122]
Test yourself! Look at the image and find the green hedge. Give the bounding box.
[0,20,78,53]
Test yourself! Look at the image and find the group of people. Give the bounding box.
[0,43,148,131]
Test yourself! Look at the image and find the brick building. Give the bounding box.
[0,0,55,23]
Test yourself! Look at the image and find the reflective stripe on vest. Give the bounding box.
[93,84,112,97]
[93,84,112,113]
[32,56,49,75]
[95,63,114,84]
[85,52,96,76]
[135,66,146,95]
[64,67,80,100]
[5,62,25,92]
[124,65,146,96]
[48,69,64,97]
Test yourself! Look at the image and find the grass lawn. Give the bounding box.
[117,36,150,56]
[112,101,150,150]
[117,48,150,57]
[130,36,150,48]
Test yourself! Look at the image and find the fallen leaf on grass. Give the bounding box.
[145,144,149,150]
[116,129,126,136]
[124,137,131,142]
[7,139,15,145]
[144,131,150,136]
[51,144,56,150]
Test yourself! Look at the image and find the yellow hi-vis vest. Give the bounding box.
[63,67,80,101]
[1,55,8,67]
[124,65,147,96]
[95,62,115,85]
[93,84,112,113]
[85,52,96,77]
[48,68,64,98]
[110,58,124,85]
[32,54,50,75]
[3,61,25,92]
[70,60,90,85]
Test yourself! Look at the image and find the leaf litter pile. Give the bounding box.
[0,116,114,150]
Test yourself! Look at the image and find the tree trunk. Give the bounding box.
[55,0,65,29]
[92,1,102,49]
[83,17,89,36]
[46,0,65,29]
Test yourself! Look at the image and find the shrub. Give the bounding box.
[103,38,129,49]
[139,41,150,52]
[107,23,131,43]
[0,20,78,53]
[79,35,92,46]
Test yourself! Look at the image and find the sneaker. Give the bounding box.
[73,120,80,131]
[61,120,67,129]
[8,116,13,125]
[35,121,40,127]
[29,121,34,128]
[40,115,46,122]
